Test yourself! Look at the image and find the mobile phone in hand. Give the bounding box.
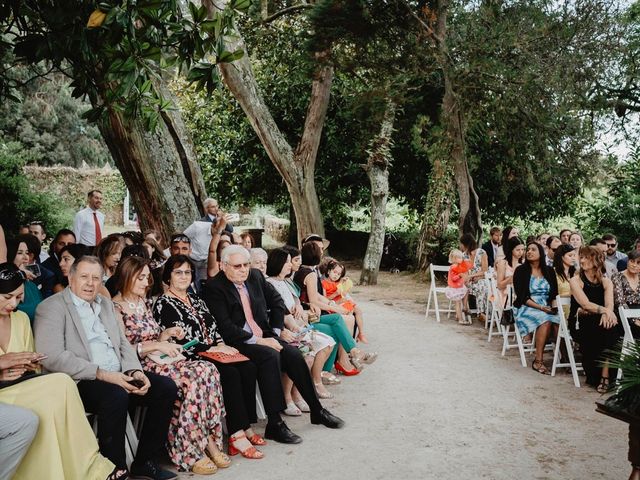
[25,264,41,278]
[129,379,145,388]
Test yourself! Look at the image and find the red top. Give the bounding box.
[447,261,472,288]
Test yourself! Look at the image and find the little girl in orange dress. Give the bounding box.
[445,249,473,324]
[321,259,368,343]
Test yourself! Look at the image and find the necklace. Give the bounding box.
[122,295,146,316]
[169,289,191,305]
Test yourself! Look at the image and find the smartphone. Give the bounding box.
[128,379,145,389]
[160,339,199,358]
[25,264,41,278]
[550,307,558,315]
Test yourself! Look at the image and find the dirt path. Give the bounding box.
[184,271,628,479]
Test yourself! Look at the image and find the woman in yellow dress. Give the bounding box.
[0,263,123,480]
[553,244,577,318]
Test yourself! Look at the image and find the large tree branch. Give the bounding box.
[262,4,313,24]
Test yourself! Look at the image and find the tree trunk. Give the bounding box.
[97,89,206,245]
[212,0,330,245]
[360,99,396,285]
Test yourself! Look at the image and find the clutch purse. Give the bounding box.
[198,350,250,364]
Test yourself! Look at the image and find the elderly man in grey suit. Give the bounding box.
[34,256,178,480]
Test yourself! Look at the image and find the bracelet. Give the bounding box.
[136,342,143,358]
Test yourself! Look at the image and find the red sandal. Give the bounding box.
[228,432,264,459]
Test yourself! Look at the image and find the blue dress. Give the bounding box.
[514,276,559,335]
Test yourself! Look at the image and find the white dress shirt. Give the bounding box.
[183,221,213,262]
[73,207,105,246]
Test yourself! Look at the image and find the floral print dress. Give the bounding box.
[116,302,225,472]
[466,249,488,313]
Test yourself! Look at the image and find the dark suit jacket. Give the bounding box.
[199,215,234,233]
[482,240,497,268]
[203,269,286,346]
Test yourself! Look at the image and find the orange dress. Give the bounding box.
[322,279,356,312]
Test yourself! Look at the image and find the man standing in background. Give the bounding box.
[73,190,105,247]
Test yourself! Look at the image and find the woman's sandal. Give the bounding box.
[107,468,128,480]
[596,376,610,394]
[315,382,334,399]
[192,456,217,475]
[321,371,341,385]
[207,446,232,469]
[246,432,267,446]
[532,359,550,375]
[228,432,264,459]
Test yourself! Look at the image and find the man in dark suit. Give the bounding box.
[203,245,344,444]
[200,198,233,233]
[482,226,502,268]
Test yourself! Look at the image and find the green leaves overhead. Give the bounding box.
[2,0,251,130]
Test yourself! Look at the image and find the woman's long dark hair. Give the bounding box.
[520,241,556,286]
[504,237,524,267]
[500,226,515,250]
[553,243,576,282]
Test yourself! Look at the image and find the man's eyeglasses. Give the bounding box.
[172,269,192,276]
[226,262,250,270]
[606,243,617,248]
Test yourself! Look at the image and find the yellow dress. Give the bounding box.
[556,275,571,318]
[0,311,114,480]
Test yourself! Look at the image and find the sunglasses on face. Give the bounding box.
[606,243,616,248]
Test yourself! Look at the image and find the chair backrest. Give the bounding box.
[555,296,571,322]
[619,308,640,344]
[430,264,450,288]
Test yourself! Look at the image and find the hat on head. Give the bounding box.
[302,233,330,249]
[0,263,25,294]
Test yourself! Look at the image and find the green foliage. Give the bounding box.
[1,0,250,130]
[0,142,70,235]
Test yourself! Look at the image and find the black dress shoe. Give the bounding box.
[264,420,303,444]
[310,408,345,429]
[129,460,177,480]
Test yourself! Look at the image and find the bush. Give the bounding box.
[0,142,71,238]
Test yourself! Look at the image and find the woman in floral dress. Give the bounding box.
[460,233,489,318]
[112,256,229,475]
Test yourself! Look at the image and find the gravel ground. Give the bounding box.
[178,293,629,480]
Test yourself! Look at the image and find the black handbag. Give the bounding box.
[500,308,515,326]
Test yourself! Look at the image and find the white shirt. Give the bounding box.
[266,277,296,311]
[39,251,49,263]
[183,221,212,262]
[73,207,105,246]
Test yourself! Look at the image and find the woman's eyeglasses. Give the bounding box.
[172,269,192,276]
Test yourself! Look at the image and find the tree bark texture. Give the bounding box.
[97,89,206,245]
[360,100,396,286]
[212,0,330,246]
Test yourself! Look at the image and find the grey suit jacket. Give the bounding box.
[34,288,141,380]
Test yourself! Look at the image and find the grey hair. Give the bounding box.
[220,244,250,264]
[69,255,104,276]
[250,248,267,261]
[203,198,218,208]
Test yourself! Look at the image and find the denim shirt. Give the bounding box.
[69,290,121,372]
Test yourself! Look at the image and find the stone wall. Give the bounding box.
[263,215,290,243]
[24,165,127,226]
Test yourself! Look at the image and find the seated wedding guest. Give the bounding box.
[250,248,268,276]
[495,236,525,303]
[142,237,166,269]
[155,255,264,460]
[28,221,49,262]
[143,229,163,248]
[512,242,560,374]
[590,237,617,277]
[14,233,55,299]
[553,244,577,317]
[460,233,488,318]
[18,225,30,235]
[569,232,584,250]
[169,234,192,257]
[294,242,376,375]
[266,248,336,406]
[96,234,125,282]
[495,226,519,262]
[616,236,640,272]
[54,243,91,293]
[204,245,344,445]
[603,233,627,273]
[0,263,122,480]
[43,228,75,283]
[282,245,341,386]
[6,237,42,322]
[34,256,178,480]
[240,232,254,250]
[105,244,150,297]
[481,226,501,268]
[612,249,640,338]
[121,231,144,246]
[536,233,550,252]
[113,257,231,474]
[568,246,619,392]
[545,235,562,267]
[559,229,572,244]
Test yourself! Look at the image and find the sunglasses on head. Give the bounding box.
[171,235,190,244]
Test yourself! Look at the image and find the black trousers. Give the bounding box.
[236,338,322,417]
[77,372,178,469]
[208,360,257,433]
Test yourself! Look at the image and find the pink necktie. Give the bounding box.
[93,212,102,244]
[238,286,263,338]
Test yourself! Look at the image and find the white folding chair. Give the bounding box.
[255,382,267,420]
[551,296,583,387]
[617,308,640,381]
[485,273,503,342]
[500,286,536,367]
[425,264,454,322]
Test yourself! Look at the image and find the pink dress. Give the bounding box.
[116,302,225,472]
[445,261,472,301]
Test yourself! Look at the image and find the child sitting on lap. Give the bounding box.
[321,259,368,343]
[445,249,473,324]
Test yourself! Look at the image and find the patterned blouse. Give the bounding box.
[153,293,223,359]
[612,272,640,309]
